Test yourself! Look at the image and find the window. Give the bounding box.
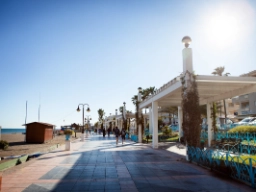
[228,103,234,107]
[241,102,249,109]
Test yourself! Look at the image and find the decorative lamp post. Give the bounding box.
[123,102,127,129]
[77,103,90,141]
[181,36,193,73]
[115,109,118,127]
[181,36,193,160]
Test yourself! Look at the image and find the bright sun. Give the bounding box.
[202,0,255,49]
[206,13,239,48]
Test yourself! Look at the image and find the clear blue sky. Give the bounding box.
[1,0,256,128]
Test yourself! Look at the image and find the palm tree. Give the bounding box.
[98,109,104,130]
[212,66,230,124]
[148,86,156,95]
[131,95,138,105]
[141,87,156,100]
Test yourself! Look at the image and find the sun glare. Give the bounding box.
[205,12,240,48]
[209,13,238,41]
[202,0,255,49]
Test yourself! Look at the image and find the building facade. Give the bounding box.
[232,70,256,117]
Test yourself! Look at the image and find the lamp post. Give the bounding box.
[77,103,90,141]
[123,102,127,129]
[138,87,142,143]
[115,109,118,128]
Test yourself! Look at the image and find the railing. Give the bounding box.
[169,125,179,131]
[140,75,181,104]
[130,135,138,142]
[187,146,256,188]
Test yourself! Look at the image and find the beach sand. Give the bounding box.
[0,133,82,157]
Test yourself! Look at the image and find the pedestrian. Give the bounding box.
[107,127,111,137]
[114,126,120,145]
[121,128,126,144]
[103,128,106,137]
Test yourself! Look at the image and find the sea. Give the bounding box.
[0,128,26,134]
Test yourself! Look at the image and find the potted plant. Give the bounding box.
[64,129,73,140]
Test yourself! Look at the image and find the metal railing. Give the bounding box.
[187,146,256,188]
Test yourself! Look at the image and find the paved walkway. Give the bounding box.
[1,134,255,192]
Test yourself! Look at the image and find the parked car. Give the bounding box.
[248,119,256,126]
[201,117,234,130]
[233,117,256,126]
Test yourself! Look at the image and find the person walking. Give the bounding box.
[114,126,120,145]
[121,128,126,144]
[107,127,111,137]
[103,128,106,137]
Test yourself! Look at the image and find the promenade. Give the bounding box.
[1,134,254,192]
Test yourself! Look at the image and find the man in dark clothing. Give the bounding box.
[121,128,126,144]
[114,126,120,145]
[107,127,111,137]
[103,128,106,137]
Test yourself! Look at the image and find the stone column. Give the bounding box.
[207,103,213,147]
[178,106,183,142]
[152,101,158,149]
[149,107,152,134]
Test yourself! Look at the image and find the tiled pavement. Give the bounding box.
[1,135,255,192]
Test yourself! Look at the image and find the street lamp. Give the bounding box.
[77,103,90,141]
[123,102,127,129]
[182,36,192,48]
[138,87,142,143]
[115,109,118,127]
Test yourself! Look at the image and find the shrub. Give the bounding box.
[0,140,9,150]
[64,129,73,135]
[162,125,172,136]
[228,125,256,133]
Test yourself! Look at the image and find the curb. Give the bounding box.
[0,138,81,171]
[0,154,28,171]
[0,143,62,171]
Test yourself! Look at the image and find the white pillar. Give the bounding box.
[182,37,193,93]
[65,140,71,151]
[207,103,213,147]
[143,112,147,131]
[182,48,193,73]
[149,107,152,134]
[138,124,142,143]
[152,101,158,149]
[178,106,183,141]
